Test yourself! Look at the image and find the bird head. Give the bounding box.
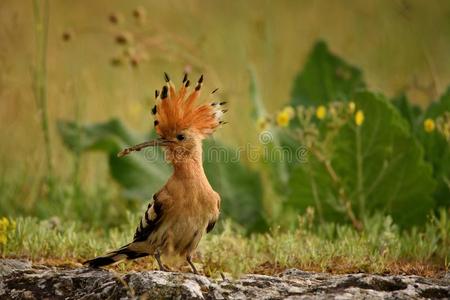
[117,73,227,161]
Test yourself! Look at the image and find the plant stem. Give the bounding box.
[355,126,365,219]
[312,147,363,231]
[306,162,324,223]
[33,0,53,186]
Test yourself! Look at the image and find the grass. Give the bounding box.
[0,174,140,231]
[1,208,449,278]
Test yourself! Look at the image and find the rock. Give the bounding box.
[0,259,32,276]
[0,259,449,299]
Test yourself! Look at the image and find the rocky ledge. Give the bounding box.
[0,259,449,299]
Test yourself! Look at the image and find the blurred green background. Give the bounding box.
[1,0,450,232]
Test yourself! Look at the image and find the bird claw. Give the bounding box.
[160,264,172,272]
[154,250,169,272]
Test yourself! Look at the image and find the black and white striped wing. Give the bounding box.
[133,195,163,243]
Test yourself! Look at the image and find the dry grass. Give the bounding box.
[1,213,448,278]
[3,246,447,280]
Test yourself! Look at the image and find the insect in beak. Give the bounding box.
[117,138,172,157]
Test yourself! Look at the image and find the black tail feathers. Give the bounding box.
[84,256,117,268]
[83,244,149,268]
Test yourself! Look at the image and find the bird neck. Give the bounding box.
[171,142,207,180]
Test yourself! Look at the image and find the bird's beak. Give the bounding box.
[117,138,169,157]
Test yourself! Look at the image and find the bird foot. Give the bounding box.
[161,264,173,272]
[186,256,199,274]
[154,251,171,272]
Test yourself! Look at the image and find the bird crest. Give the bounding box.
[152,73,227,138]
[117,72,227,157]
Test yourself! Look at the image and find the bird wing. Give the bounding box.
[206,192,221,234]
[206,220,216,233]
[133,193,164,243]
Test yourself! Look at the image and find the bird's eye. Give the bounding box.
[176,134,185,141]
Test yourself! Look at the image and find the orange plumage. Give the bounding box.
[153,73,225,138]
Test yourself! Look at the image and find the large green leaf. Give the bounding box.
[427,87,450,117]
[58,118,142,152]
[286,158,336,222]
[420,88,450,208]
[392,89,450,208]
[57,119,169,198]
[58,119,267,231]
[290,41,366,106]
[203,139,267,232]
[288,92,436,226]
[391,94,423,132]
[419,130,450,208]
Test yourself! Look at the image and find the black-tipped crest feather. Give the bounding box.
[161,86,168,99]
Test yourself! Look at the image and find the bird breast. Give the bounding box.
[150,176,219,257]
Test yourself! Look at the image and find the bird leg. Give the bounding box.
[154,250,169,271]
[186,255,198,274]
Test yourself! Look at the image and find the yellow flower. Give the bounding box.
[355,110,364,126]
[276,110,290,127]
[0,217,9,246]
[315,105,327,120]
[282,106,295,119]
[423,118,435,133]
[0,234,6,245]
[0,217,9,229]
[348,101,356,114]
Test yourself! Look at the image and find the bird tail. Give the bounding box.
[83,243,149,268]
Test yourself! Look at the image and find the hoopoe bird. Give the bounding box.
[84,73,227,274]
